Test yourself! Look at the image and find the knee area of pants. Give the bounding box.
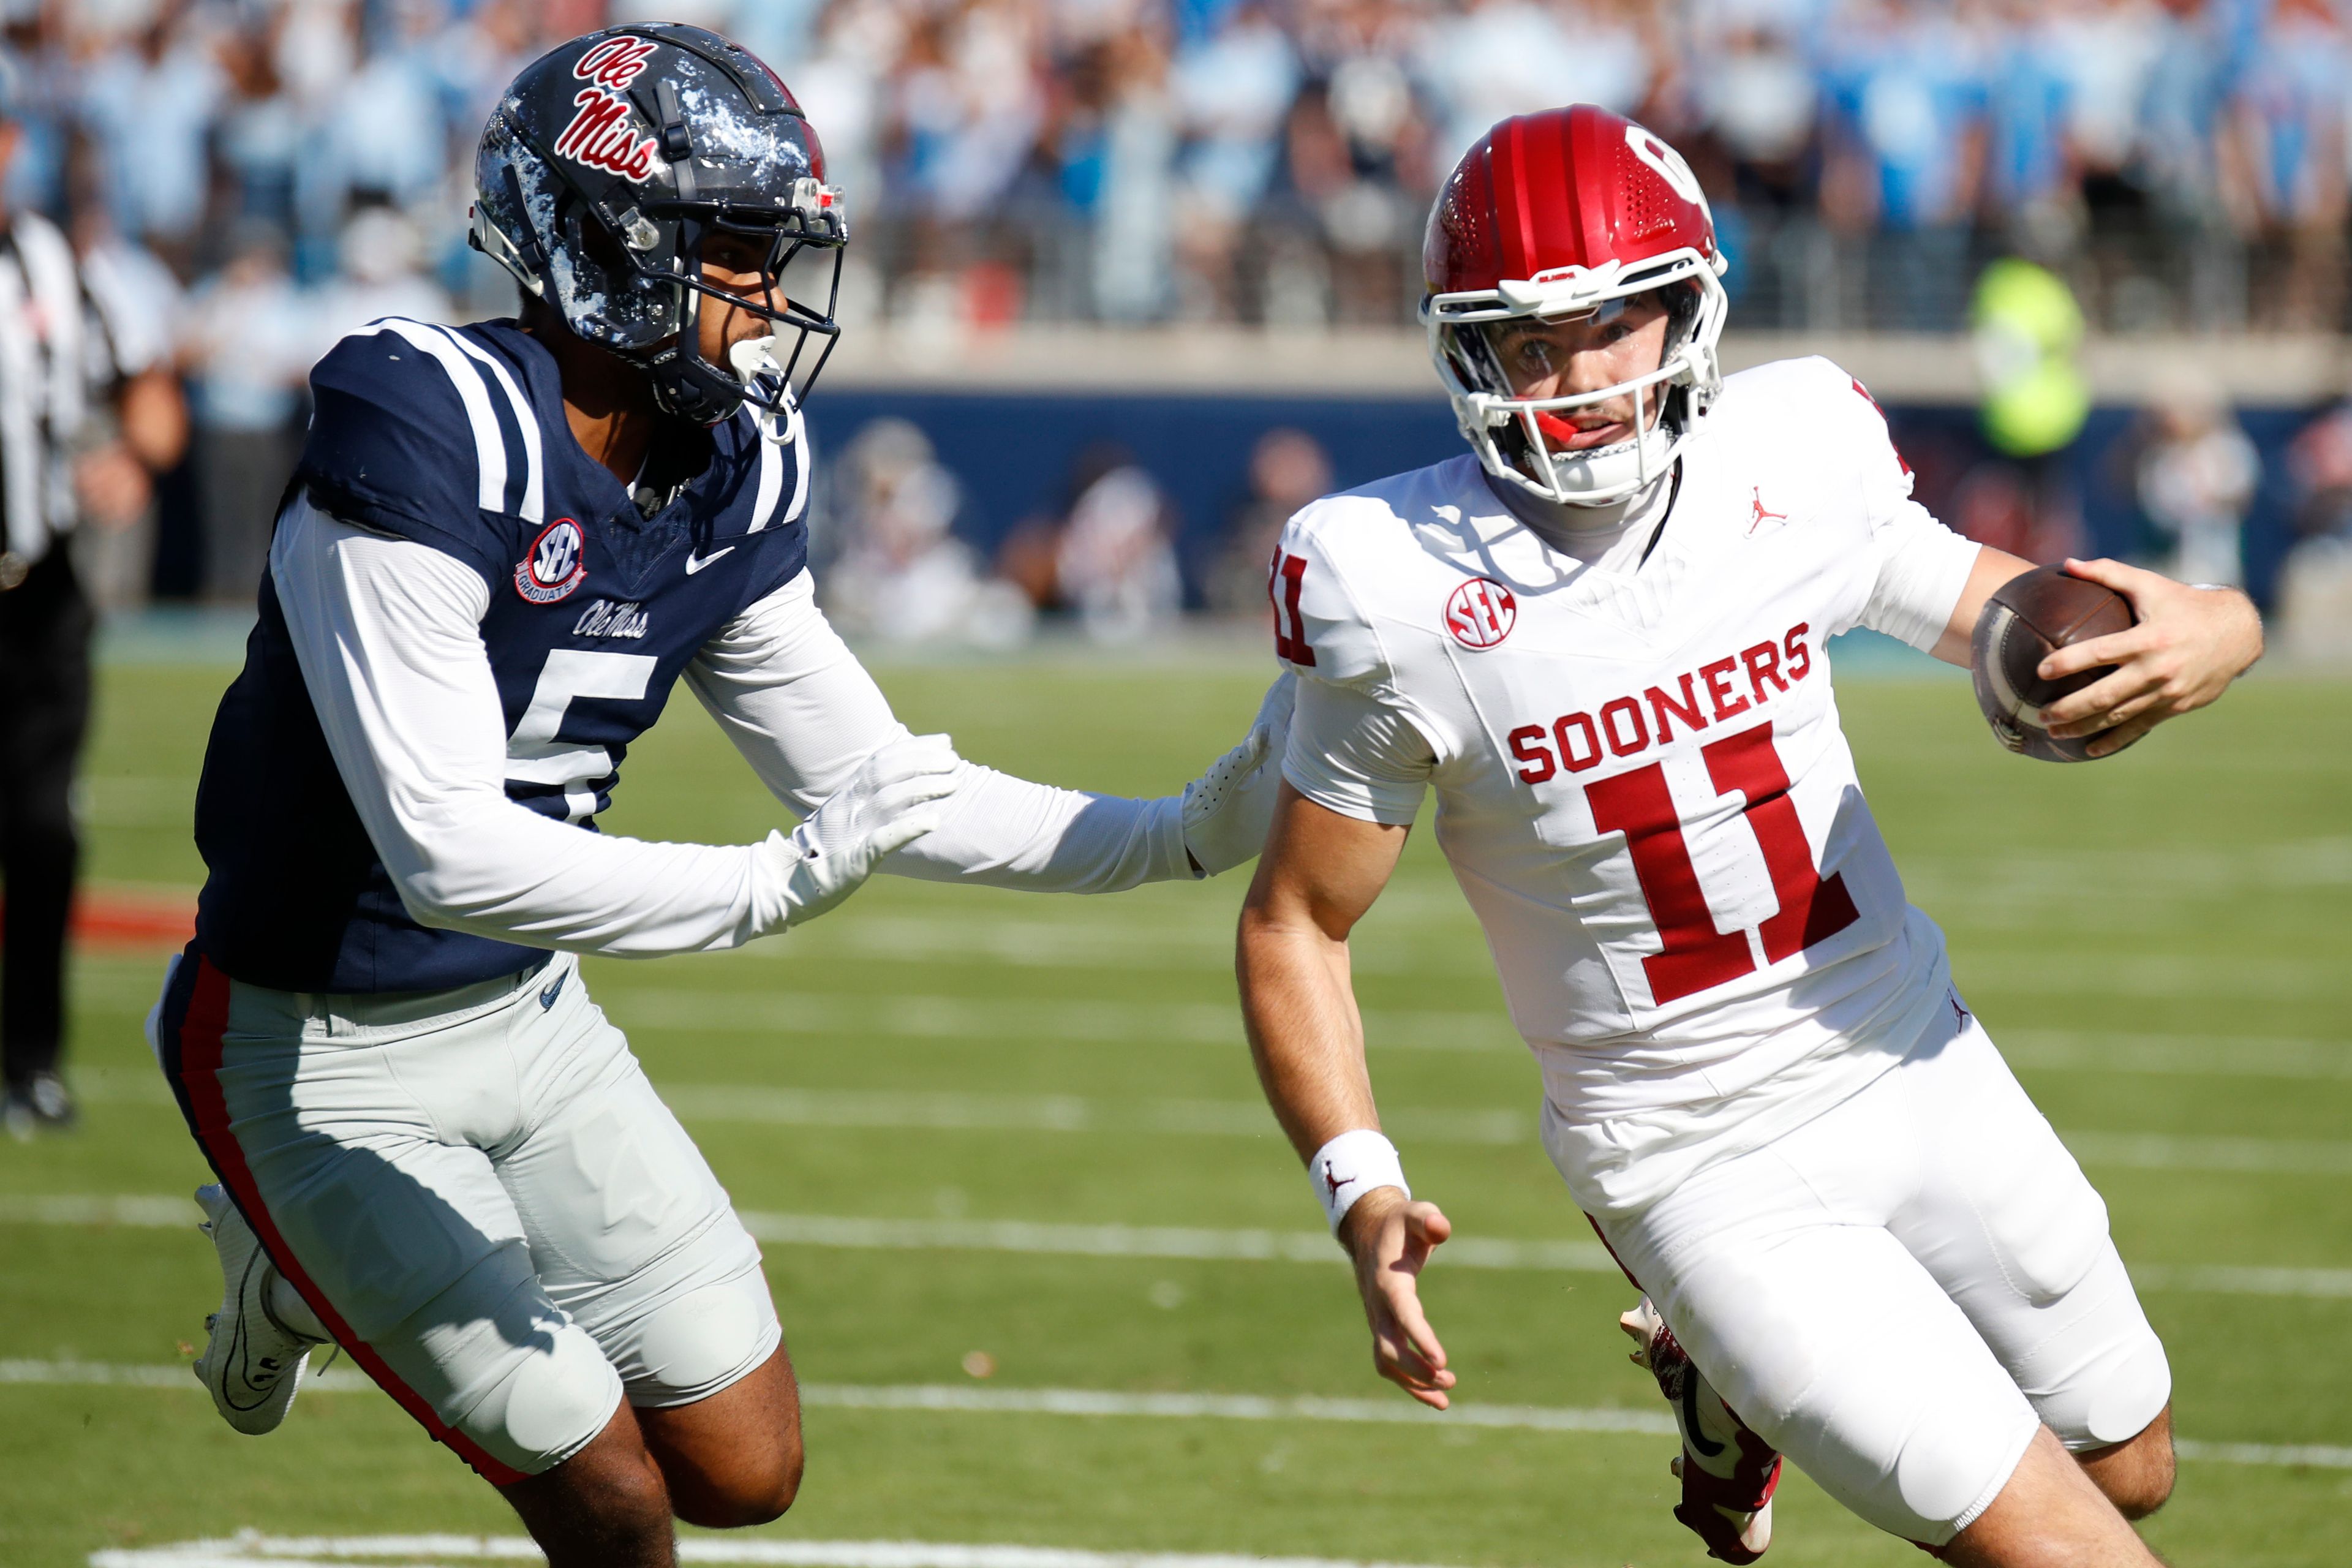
[624,1272,777,1404]
[2046,1335,2173,1456]
[466,1323,624,1477]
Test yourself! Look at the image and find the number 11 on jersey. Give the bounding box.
[1586,721,1859,1005]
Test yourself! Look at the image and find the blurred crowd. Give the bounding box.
[17,0,2352,349]
[10,0,2352,638]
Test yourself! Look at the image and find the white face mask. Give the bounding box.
[1425,251,1730,507]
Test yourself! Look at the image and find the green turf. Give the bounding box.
[4,652,2349,1566]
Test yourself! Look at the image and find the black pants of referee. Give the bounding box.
[0,548,91,1091]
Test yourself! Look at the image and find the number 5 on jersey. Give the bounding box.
[506,650,657,821]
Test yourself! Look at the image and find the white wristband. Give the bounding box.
[1309,1128,1409,1234]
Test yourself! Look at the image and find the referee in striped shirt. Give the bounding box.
[0,80,186,1135]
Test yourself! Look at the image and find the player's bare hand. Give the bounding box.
[2035,558,2263,757]
[1338,1187,1456,1408]
[1180,671,1295,877]
[775,733,963,929]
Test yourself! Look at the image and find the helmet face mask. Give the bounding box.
[1420,107,1730,508]
[638,201,846,432]
[1434,271,1727,507]
[470,24,847,434]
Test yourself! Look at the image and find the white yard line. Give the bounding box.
[731,1210,1615,1272]
[655,1085,1527,1145]
[599,989,2352,1062]
[663,1085,2352,1174]
[2001,1031,2352,1080]
[89,1533,1491,1567]
[2059,1131,2352,1176]
[2171,1438,2352,1469]
[21,1362,2348,1493]
[796,1383,1673,1435]
[72,971,2347,1078]
[9,1194,2352,1295]
[600,991,1514,1052]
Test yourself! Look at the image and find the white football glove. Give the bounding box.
[779,733,962,929]
[1179,671,1296,878]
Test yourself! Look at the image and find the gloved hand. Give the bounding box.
[1179,671,1296,877]
[779,733,962,928]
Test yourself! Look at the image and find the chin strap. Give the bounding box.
[728,336,801,445]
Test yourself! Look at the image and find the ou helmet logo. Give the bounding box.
[1446,577,1517,650]
[1624,124,1706,209]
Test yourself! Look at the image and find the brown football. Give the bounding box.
[1970,565,2140,763]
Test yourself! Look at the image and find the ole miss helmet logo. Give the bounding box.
[1446,577,1517,649]
[516,518,589,604]
[553,37,664,183]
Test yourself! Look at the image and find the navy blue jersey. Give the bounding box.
[194,318,810,993]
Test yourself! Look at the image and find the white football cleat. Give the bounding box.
[192,1183,328,1434]
[1621,1295,1782,1564]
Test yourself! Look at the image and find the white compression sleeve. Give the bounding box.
[271,499,804,954]
[684,571,1190,892]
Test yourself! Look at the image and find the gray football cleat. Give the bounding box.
[192,1183,328,1434]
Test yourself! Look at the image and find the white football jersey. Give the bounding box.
[1273,356,1985,1214]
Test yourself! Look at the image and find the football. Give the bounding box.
[1970,565,2141,763]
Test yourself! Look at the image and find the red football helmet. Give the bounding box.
[1422,106,1729,507]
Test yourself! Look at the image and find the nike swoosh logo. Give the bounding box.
[227,1249,273,1409]
[685,546,736,575]
[1681,1371,1726,1458]
[540,968,567,1010]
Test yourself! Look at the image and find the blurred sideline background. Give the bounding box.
[13,0,2352,658]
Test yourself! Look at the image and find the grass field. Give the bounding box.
[2,647,2348,1567]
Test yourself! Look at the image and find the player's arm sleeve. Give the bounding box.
[273,499,810,953]
[293,328,511,587]
[1827,364,1983,649]
[1267,504,1443,824]
[1282,676,1434,826]
[684,571,1193,892]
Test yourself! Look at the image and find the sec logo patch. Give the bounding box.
[1446,577,1517,649]
[516,519,588,605]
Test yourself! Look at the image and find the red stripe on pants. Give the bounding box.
[1585,1212,1645,1292]
[176,956,527,1487]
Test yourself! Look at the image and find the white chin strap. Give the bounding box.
[1509,417,1677,509]
[728,336,801,445]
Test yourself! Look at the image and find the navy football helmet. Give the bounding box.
[470,23,845,431]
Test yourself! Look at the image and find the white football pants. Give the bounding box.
[155,948,780,1481]
[1589,1007,2171,1546]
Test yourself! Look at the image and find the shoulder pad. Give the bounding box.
[1715,354,1858,425]
[1268,499,1393,688]
[1715,354,1914,498]
[297,320,545,577]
